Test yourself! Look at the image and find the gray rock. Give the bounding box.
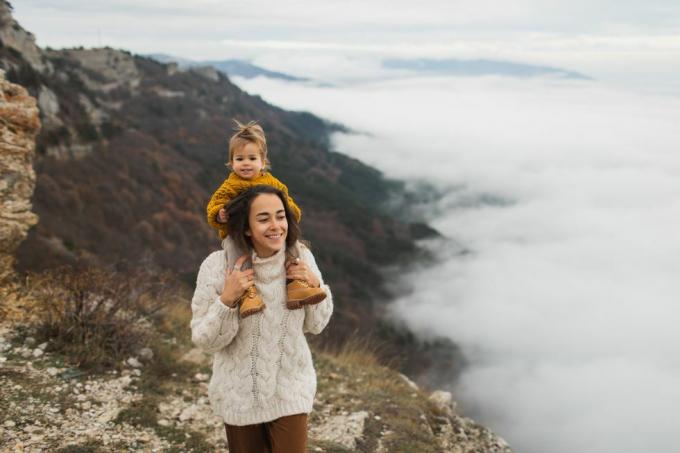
[118,376,133,388]
[309,411,369,450]
[126,357,143,368]
[429,390,455,417]
[193,372,209,382]
[138,347,154,361]
[97,407,121,423]
[179,404,200,422]
[38,86,60,120]
[398,373,419,390]
[23,424,40,433]
[158,402,181,419]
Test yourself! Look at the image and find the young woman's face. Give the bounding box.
[246,193,288,257]
[231,142,264,179]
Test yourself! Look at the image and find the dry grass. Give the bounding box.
[156,296,193,345]
[326,335,380,368]
[24,265,178,371]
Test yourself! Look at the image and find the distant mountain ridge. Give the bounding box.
[383,58,591,80]
[148,53,307,81]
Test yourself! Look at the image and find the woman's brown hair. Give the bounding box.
[225,185,301,254]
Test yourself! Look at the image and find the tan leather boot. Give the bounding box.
[286,280,326,310]
[239,286,265,318]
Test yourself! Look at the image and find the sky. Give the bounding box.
[11,0,680,91]
[232,74,680,453]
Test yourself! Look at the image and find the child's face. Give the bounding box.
[231,142,264,179]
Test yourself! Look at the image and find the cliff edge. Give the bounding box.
[0,69,40,279]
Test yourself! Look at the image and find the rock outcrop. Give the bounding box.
[0,1,48,72]
[0,70,40,278]
[55,48,140,91]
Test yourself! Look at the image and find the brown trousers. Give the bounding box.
[224,413,308,453]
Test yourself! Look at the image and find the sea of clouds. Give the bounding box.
[234,73,680,453]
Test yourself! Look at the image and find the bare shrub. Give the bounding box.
[27,265,176,370]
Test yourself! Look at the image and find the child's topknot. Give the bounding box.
[228,120,270,170]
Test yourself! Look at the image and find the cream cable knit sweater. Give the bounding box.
[190,244,333,426]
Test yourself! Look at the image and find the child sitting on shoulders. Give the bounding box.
[206,120,326,318]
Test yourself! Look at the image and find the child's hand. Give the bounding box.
[217,208,228,224]
[286,257,321,288]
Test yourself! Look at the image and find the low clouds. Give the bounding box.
[234,74,680,453]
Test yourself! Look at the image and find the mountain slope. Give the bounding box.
[0,0,450,377]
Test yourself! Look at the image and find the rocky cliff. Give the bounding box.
[0,2,46,72]
[0,69,40,279]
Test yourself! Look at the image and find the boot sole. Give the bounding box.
[287,292,327,309]
[240,306,265,318]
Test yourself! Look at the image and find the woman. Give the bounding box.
[190,185,333,453]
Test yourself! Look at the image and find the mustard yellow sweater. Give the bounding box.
[206,172,302,239]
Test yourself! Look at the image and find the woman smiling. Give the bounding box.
[190,185,333,453]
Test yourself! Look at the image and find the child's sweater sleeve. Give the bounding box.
[206,178,238,238]
[267,174,302,223]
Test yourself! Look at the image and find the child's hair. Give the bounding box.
[228,120,271,170]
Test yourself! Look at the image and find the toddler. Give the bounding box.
[206,120,326,317]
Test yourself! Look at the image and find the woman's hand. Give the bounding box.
[220,255,254,307]
[286,257,320,288]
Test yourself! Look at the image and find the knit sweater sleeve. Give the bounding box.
[190,252,240,353]
[206,177,237,238]
[266,174,302,223]
[300,245,333,334]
